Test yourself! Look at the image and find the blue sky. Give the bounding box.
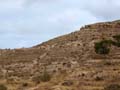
[0,0,120,48]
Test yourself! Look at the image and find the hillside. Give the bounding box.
[0,20,120,90]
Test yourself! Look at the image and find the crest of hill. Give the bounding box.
[34,20,120,48]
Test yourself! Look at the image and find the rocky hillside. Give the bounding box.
[0,20,120,90]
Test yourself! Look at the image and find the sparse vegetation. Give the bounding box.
[104,84,120,90]
[0,84,7,90]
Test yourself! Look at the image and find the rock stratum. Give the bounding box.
[0,20,120,90]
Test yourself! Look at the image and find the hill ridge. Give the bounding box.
[0,20,120,90]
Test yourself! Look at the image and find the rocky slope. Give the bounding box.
[0,20,120,90]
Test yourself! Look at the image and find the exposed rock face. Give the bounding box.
[0,20,120,90]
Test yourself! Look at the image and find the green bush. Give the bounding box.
[94,40,112,55]
[0,84,7,90]
[104,84,120,90]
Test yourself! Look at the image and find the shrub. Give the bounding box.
[104,84,120,90]
[112,35,120,47]
[0,84,7,90]
[112,40,120,47]
[113,35,120,42]
[112,42,120,47]
[94,35,120,54]
[22,83,28,87]
[32,68,51,83]
[104,62,112,65]
[62,80,73,86]
[32,75,41,84]
[95,76,103,81]
[40,70,51,82]
[94,40,112,55]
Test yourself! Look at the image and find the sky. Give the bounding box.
[0,0,120,49]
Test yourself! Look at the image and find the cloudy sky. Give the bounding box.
[0,0,120,48]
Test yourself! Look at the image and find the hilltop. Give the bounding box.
[0,20,120,90]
